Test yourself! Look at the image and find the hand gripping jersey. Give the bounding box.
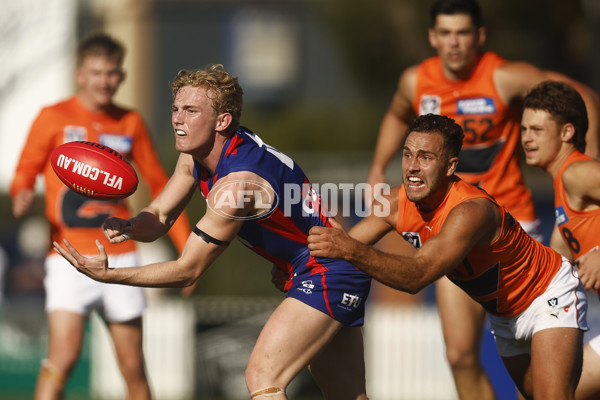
[554,151,600,261]
[414,52,536,222]
[11,97,190,255]
[396,177,562,317]
[193,127,371,326]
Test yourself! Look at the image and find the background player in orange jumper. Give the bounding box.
[366,1,600,398]
[10,33,190,400]
[521,80,600,400]
[309,113,588,400]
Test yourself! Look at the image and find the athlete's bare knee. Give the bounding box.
[445,346,480,371]
[245,364,260,389]
[119,358,145,378]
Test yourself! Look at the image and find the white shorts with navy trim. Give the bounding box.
[489,257,588,357]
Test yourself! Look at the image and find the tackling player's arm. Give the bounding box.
[347,189,401,245]
[53,170,269,288]
[309,198,499,294]
[367,67,418,190]
[495,62,600,157]
[307,190,401,261]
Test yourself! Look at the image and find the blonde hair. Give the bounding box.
[170,64,243,132]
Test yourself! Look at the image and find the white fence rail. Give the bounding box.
[91,299,458,399]
[364,304,456,399]
[91,300,196,400]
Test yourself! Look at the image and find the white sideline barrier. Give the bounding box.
[90,299,195,400]
[364,304,457,400]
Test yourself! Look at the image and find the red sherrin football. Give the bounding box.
[51,141,138,200]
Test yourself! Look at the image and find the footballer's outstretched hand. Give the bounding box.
[53,239,111,283]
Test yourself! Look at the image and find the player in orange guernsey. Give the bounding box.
[309,114,588,399]
[366,1,600,398]
[10,33,190,400]
[521,80,600,400]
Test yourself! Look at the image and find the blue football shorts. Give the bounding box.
[285,254,372,327]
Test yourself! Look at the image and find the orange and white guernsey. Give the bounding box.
[11,96,190,256]
[414,52,536,222]
[396,177,562,317]
[554,151,600,260]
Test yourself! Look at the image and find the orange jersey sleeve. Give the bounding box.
[396,178,561,317]
[553,151,600,260]
[10,107,58,198]
[413,52,536,222]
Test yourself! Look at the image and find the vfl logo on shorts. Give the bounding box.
[555,206,569,226]
[419,95,441,115]
[402,232,422,248]
[546,297,561,319]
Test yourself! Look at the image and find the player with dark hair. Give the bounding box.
[521,80,600,400]
[310,113,588,400]
[11,32,191,400]
[366,0,600,398]
[53,64,371,400]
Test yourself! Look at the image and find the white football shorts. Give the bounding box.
[44,252,146,322]
[489,257,588,357]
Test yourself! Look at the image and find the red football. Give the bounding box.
[51,141,138,200]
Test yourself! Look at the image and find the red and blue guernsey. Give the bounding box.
[193,127,371,326]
